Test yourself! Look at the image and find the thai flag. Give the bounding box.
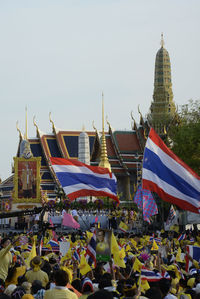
[72,248,81,263]
[142,128,200,214]
[85,232,96,267]
[41,246,50,252]
[162,270,170,280]
[186,245,200,272]
[48,239,60,251]
[27,245,32,252]
[19,236,28,246]
[177,233,186,241]
[174,262,184,279]
[134,185,158,223]
[166,205,176,225]
[50,157,119,203]
[141,267,162,282]
[154,237,161,245]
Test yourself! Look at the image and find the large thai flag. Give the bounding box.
[50,157,119,203]
[142,128,200,214]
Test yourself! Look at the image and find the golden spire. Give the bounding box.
[161,32,164,48]
[25,106,28,140]
[99,92,111,171]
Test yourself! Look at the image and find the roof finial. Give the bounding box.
[99,92,111,171]
[102,92,104,132]
[92,120,97,133]
[49,112,56,133]
[161,32,164,48]
[131,111,137,130]
[16,121,23,139]
[33,115,40,137]
[138,105,144,125]
[25,106,28,140]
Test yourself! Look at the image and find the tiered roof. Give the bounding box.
[0,121,146,201]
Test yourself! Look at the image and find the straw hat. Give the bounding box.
[30,256,44,269]
[21,282,32,294]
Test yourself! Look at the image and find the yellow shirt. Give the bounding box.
[44,287,78,299]
[0,244,12,281]
[5,266,26,287]
[25,269,49,287]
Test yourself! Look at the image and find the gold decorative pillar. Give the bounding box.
[99,92,111,172]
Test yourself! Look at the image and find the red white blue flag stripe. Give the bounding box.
[85,232,96,267]
[141,268,162,281]
[142,128,200,214]
[177,233,186,241]
[50,157,119,203]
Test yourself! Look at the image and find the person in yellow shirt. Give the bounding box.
[5,254,27,287]
[25,256,49,288]
[44,269,78,299]
[0,237,20,282]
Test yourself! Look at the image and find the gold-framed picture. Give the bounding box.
[13,157,41,203]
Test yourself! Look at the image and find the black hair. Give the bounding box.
[31,280,43,294]
[71,279,82,293]
[145,287,162,299]
[17,275,27,286]
[88,290,113,299]
[54,269,69,286]
[1,238,10,246]
[159,278,171,296]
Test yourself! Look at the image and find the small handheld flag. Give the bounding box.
[134,185,158,223]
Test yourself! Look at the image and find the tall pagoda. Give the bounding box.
[148,34,176,135]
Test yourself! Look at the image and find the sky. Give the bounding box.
[0,0,199,180]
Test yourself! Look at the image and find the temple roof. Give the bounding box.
[0,123,146,201]
[91,126,144,176]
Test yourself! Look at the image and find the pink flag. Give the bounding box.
[49,218,57,239]
[62,213,80,229]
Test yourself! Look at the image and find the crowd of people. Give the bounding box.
[0,222,200,299]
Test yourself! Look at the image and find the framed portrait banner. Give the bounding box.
[13,157,41,203]
[96,229,111,262]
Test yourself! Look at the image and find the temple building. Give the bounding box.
[0,111,145,212]
[0,35,177,213]
[148,34,176,135]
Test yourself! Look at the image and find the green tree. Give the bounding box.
[168,99,200,175]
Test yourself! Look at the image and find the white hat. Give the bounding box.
[4,284,17,296]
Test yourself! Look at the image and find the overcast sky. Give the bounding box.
[0,0,199,180]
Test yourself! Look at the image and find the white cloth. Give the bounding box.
[164,294,177,299]
[71,210,78,217]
